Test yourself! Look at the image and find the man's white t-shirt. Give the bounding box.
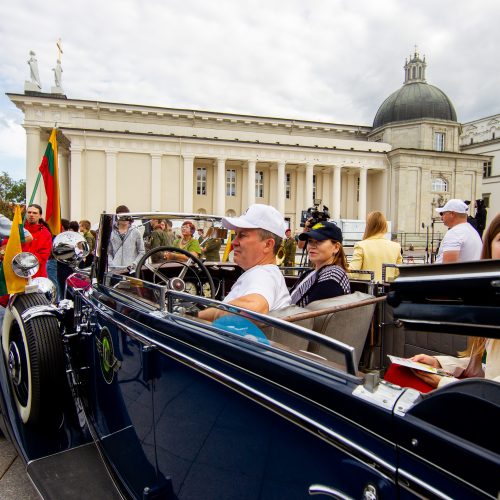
[223,264,291,311]
[435,222,482,263]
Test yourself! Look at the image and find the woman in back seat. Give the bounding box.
[290,222,350,307]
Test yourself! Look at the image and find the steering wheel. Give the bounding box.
[135,246,215,299]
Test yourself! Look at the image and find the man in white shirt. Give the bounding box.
[199,204,291,320]
[435,199,482,264]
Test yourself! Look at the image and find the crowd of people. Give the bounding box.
[1,199,499,393]
[0,204,99,301]
[0,198,493,293]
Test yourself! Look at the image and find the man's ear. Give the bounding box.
[263,238,275,253]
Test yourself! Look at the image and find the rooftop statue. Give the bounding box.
[52,59,64,94]
[24,50,42,92]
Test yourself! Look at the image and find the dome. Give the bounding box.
[373,51,457,130]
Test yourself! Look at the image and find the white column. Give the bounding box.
[380,168,388,215]
[277,161,285,215]
[346,171,356,218]
[247,159,256,207]
[305,162,314,207]
[59,148,69,219]
[332,165,341,220]
[150,154,162,211]
[358,166,367,220]
[70,146,82,221]
[321,169,330,211]
[105,151,117,214]
[216,158,226,216]
[24,126,41,205]
[183,155,194,213]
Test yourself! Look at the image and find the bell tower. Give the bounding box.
[404,46,427,84]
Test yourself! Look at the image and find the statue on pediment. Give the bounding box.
[52,59,64,94]
[25,51,42,92]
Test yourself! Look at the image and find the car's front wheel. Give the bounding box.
[2,293,65,426]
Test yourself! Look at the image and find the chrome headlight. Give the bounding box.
[12,252,39,278]
[31,277,57,304]
[52,232,90,267]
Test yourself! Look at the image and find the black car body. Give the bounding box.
[0,212,499,499]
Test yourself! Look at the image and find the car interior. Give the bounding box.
[94,213,499,383]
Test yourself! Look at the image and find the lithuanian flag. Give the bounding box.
[0,206,26,295]
[39,129,61,235]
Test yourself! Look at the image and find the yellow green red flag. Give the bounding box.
[38,129,61,235]
[0,205,26,295]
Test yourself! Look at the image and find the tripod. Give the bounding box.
[299,246,310,267]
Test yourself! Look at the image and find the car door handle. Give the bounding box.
[308,484,353,499]
[309,483,377,500]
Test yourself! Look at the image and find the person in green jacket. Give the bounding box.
[201,226,222,261]
[149,219,169,263]
[282,228,297,267]
[166,220,202,262]
[79,219,95,267]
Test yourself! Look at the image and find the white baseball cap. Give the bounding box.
[435,199,469,214]
[222,204,287,238]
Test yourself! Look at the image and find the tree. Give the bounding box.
[0,172,26,219]
[0,171,26,204]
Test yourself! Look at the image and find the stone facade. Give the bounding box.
[460,114,499,225]
[369,118,484,232]
[8,53,489,233]
[9,93,391,230]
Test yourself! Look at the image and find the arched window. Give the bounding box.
[432,177,448,192]
[225,209,236,217]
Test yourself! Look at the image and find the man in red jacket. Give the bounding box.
[23,204,52,278]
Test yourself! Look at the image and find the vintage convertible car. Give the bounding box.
[0,211,499,499]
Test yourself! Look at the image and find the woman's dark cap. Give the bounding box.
[298,221,343,243]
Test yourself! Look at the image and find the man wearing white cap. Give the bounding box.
[198,204,291,320]
[435,199,482,263]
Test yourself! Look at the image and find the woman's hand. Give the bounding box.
[412,370,441,388]
[410,354,441,368]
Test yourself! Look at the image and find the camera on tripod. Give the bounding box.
[300,202,330,228]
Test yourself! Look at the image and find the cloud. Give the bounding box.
[0,110,25,180]
[0,0,499,177]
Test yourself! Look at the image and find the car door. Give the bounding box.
[147,311,401,500]
[394,379,500,498]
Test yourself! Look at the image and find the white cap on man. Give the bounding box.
[435,199,469,214]
[222,204,287,238]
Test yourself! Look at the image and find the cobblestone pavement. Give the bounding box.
[0,436,40,499]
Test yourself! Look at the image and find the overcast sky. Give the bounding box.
[1,0,498,180]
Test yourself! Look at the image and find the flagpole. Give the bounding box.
[23,171,42,223]
[28,171,42,207]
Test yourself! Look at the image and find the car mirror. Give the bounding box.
[52,232,90,267]
[12,252,39,278]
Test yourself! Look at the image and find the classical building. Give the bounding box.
[8,50,487,232]
[460,114,499,224]
[369,52,486,232]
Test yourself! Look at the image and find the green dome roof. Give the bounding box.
[373,82,457,129]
